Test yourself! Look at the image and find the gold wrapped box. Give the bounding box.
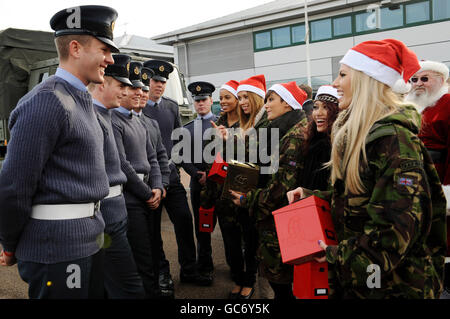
[221,160,259,200]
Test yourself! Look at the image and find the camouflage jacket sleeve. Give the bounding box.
[325,127,444,287]
[244,128,304,220]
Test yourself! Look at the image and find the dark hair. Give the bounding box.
[302,99,339,153]
[299,84,313,100]
[264,90,284,104]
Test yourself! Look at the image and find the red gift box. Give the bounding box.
[199,206,215,233]
[207,152,228,184]
[272,195,337,265]
[293,261,329,299]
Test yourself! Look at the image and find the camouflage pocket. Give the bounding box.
[259,229,282,271]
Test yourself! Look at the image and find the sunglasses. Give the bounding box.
[409,76,429,83]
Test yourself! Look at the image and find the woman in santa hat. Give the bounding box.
[230,81,308,299]
[287,39,447,298]
[299,85,340,192]
[200,80,259,299]
[235,74,268,135]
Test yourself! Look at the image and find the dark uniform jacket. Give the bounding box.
[180,113,218,192]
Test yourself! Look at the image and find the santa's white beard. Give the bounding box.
[405,85,448,113]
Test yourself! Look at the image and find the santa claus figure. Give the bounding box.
[406,60,450,296]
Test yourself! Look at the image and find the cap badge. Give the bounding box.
[196,86,202,92]
[111,20,115,32]
[159,65,165,72]
[142,73,148,80]
[134,66,139,75]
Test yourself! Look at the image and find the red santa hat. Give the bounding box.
[220,80,239,98]
[268,81,307,110]
[418,60,449,81]
[340,39,420,94]
[236,74,266,99]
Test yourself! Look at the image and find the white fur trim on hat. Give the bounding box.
[340,49,406,93]
[220,84,238,98]
[236,84,266,99]
[316,85,339,99]
[269,84,302,110]
[443,185,450,212]
[419,61,449,81]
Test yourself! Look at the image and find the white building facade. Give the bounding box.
[153,0,450,102]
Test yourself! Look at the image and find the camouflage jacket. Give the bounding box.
[308,104,447,298]
[243,110,307,283]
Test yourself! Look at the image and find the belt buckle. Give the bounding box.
[93,201,101,218]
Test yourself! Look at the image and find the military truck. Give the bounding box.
[0,28,194,166]
[28,55,195,123]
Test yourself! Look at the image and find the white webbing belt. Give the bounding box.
[30,202,100,220]
[105,185,123,199]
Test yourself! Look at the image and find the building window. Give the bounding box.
[380,5,404,29]
[355,11,376,32]
[272,26,291,48]
[255,31,271,50]
[311,18,332,41]
[292,24,306,43]
[406,1,430,24]
[433,0,450,20]
[333,15,352,36]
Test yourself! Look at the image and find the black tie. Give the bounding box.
[129,111,133,119]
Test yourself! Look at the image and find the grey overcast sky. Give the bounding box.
[0,0,273,39]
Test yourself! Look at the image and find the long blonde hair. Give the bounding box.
[237,91,265,131]
[328,68,409,194]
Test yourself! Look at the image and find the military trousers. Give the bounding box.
[124,191,160,298]
[17,249,104,299]
[104,216,145,299]
[191,180,217,273]
[157,169,198,276]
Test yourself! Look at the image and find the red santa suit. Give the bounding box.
[419,93,450,185]
[418,92,450,257]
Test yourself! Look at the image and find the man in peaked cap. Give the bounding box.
[111,61,164,298]
[50,5,120,53]
[178,81,218,285]
[143,60,205,289]
[132,67,174,297]
[0,5,118,298]
[88,54,146,299]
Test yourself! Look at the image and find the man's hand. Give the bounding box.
[0,250,17,266]
[197,171,207,186]
[162,187,167,199]
[147,189,162,210]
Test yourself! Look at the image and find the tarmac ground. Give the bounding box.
[0,170,274,300]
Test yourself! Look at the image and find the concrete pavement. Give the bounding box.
[0,170,274,299]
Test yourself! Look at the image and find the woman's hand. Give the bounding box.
[229,190,244,206]
[314,240,328,263]
[211,121,229,141]
[286,187,305,204]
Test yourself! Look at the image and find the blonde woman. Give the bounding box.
[287,39,447,299]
